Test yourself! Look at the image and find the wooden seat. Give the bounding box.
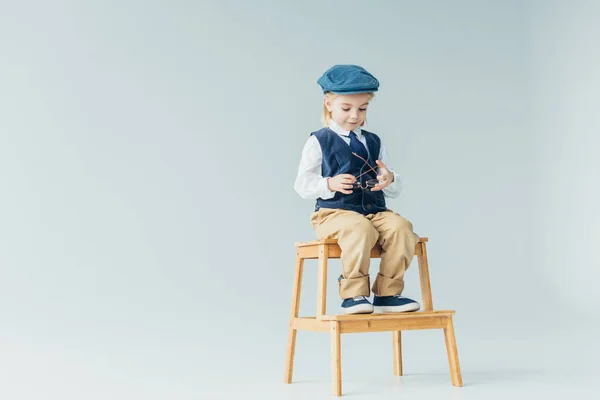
[284,237,463,396]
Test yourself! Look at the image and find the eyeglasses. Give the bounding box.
[350,152,381,190]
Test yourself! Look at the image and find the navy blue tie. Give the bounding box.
[348,131,369,160]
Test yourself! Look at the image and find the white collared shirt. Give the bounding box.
[294,120,402,200]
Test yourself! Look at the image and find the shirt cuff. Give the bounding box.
[382,169,401,198]
[387,170,398,190]
[318,177,336,200]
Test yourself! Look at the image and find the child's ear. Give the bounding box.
[324,97,333,112]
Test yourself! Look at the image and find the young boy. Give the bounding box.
[294,64,421,315]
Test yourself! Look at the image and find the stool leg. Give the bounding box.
[392,331,403,376]
[316,244,329,317]
[443,317,463,387]
[284,255,304,384]
[417,242,434,311]
[330,321,341,396]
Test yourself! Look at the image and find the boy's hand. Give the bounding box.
[370,160,394,191]
[327,174,356,195]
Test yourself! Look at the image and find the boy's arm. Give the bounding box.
[379,144,403,199]
[294,136,336,200]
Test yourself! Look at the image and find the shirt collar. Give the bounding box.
[328,120,362,139]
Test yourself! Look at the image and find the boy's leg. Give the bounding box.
[310,209,379,298]
[367,210,420,297]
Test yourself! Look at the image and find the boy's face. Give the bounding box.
[325,93,372,131]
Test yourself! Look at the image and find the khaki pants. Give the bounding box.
[310,208,420,299]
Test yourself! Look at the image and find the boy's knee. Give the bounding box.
[388,214,414,233]
[341,219,378,243]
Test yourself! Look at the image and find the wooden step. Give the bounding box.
[292,310,455,334]
[317,310,454,321]
[295,237,428,247]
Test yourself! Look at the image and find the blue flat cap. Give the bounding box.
[317,64,379,94]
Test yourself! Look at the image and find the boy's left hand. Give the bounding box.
[370,160,394,191]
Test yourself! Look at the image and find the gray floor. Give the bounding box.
[1,318,597,399]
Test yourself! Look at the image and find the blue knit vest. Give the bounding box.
[312,128,387,215]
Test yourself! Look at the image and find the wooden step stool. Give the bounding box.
[284,237,463,396]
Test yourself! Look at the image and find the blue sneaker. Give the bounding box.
[341,296,374,315]
[373,294,420,313]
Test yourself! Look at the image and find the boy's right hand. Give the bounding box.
[327,174,356,195]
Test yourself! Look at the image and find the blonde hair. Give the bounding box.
[322,92,374,127]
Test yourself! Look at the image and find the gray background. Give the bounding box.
[1,0,598,399]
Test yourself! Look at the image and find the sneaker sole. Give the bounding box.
[343,304,374,315]
[373,303,421,313]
